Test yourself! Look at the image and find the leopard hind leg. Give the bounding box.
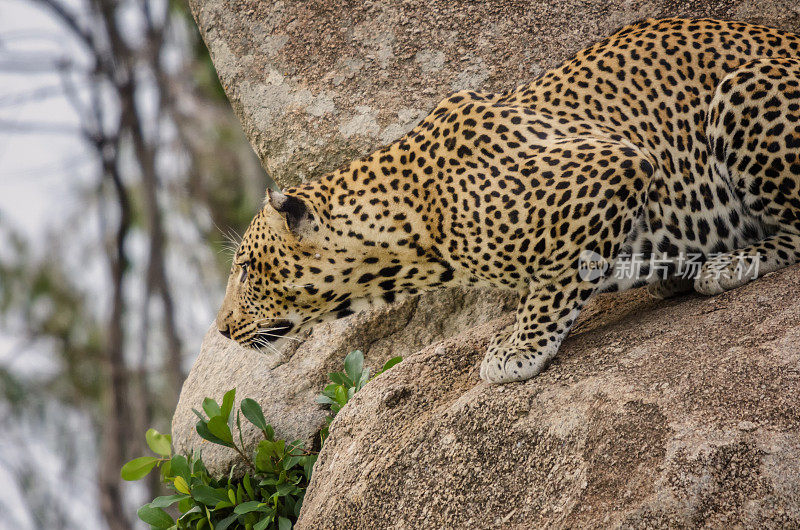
[700,58,800,295]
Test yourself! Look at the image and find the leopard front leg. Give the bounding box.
[475,137,655,383]
[480,279,594,383]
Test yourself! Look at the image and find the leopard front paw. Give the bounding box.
[479,333,557,384]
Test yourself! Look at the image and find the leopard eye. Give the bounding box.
[238,262,249,283]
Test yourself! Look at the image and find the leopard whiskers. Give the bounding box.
[225,227,242,246]
[251,336,280,355]
[257,330,301,342]
[219,242,239,255]
[213,221,243,259]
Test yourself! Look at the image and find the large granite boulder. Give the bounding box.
[177,0,800,525]
[187,0,800,188]
[297,265,800,528]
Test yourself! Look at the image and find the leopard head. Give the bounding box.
[215,189,331,349]
[215,187,446,350]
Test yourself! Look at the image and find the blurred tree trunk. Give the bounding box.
[98,153,135,530]
[3,0,266,523]
[31,0,179,525]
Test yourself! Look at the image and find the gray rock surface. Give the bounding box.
[297,265,800,529]
[171,288,517,475]
[179,0,800,525]
[188,0,800,188]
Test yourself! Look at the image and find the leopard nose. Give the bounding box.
[218,325,231,339]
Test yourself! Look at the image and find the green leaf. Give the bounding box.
[241,398,268,432]
[121,456,159,481]
[137,504,174,528]
[286,439,304,455]
[278,516,292,530]
[328,372,351,387]
[216,513,239,530]
[284,455,302,470]
[256,440,277,473]
[146,428,172,458]
[207,416,234,445]
[173,476,190,495]
[303,454,317,480]
[191,455,209,475]
[344,350,364,382]
[357,368,370,390]
[334,385,348,407]
[177,495,193,513]
[320,384,340,400]
[243,473,255,499]
[315,394,335,405]
[274,439,286,458]
[196,419,232,447]
[381,356,403,373]
[275,483,296,497]
[236,483,244,503]
[294,493,304,517]
[202,397,222,419]
[149,494,187,509]
[221,388,236,421]
[191,484,230,507]
[254,517,274,530]
[237,410,245,450]
[191,407,207,422]
[234,500,265,514]
[170,455,190,483]
[159,459,172,480]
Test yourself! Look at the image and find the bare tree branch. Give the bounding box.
[97,139,135,530]
[0,85,65,108]
[31,0,99,54]
[0,120,81,134]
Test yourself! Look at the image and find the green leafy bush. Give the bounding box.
[316,350,401,443]
[121,390,313,529]
[122,351,400,529]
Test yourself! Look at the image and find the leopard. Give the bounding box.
[216,17,800,383]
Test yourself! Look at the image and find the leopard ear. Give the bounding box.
[267,189,316,238]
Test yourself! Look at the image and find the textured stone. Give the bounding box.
[297,265,800,529]
[187,0,800,188]
[181,0,800,524]
[171,287,517,476]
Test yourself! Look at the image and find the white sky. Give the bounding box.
[0,0,93,240]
